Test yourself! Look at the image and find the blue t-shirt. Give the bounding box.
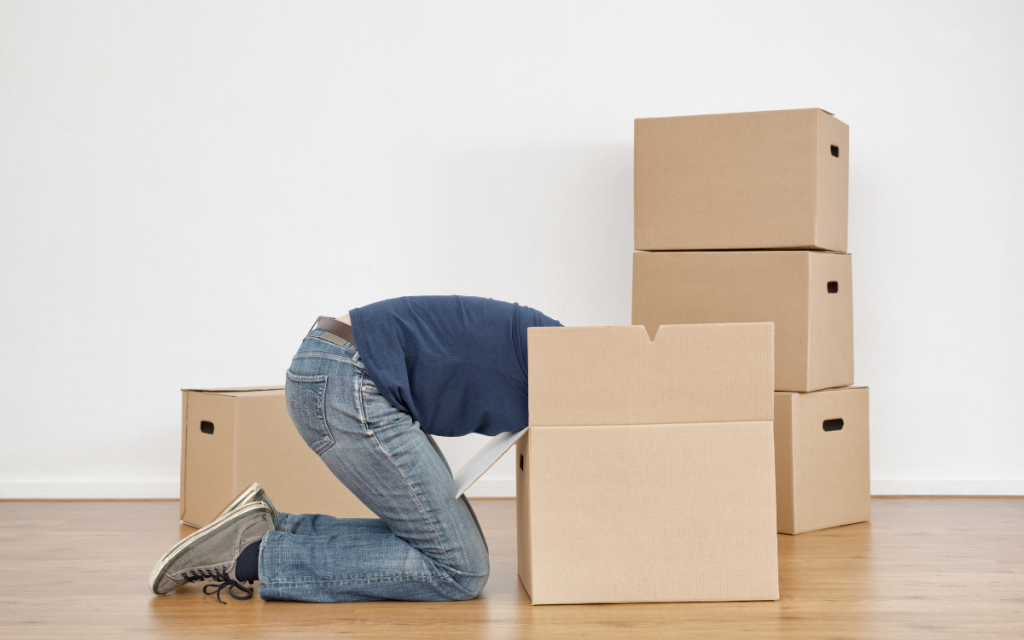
[349,296,562,437]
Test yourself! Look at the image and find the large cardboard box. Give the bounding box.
[774,386,870,535]
[180,387,374,527]
[635,108,849,252]
[632,250,853,392]
[517,323,779,605]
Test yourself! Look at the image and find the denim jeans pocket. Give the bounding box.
[357,369,408,433]
[285,370,335,455]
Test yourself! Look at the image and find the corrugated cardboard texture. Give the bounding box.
[815,110,850,252]
[181,388,374,527]
[774,387,870,535]
[773,393,797,534]
[527,324,774,427]
[807,252,855,391]
[181,391,237,525]
[634,107,849,252]
[521,423,779,605]
[632,251,853,392]
[232,391,374,522]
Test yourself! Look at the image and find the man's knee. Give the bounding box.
[444,549,489,600]
[453,567,489,600]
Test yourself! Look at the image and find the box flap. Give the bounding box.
[528,324,773,427]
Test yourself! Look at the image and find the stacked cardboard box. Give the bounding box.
[516,323,779,604]
[631,108,871,536]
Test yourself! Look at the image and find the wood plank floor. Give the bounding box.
[1,498,1022,639]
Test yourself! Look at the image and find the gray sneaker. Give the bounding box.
[149,502,274,602]
[215,481,279,525]
[153,483,279,579]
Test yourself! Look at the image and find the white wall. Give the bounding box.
[1,0,1022,498]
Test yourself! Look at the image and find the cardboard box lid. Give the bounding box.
[634,108,849,253]
[528,324,773,427]
[637,106,834,121]
[182,386,284,396]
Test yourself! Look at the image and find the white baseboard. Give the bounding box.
[0,480,180,499]
[464,478,515,498]
[2,478,1020,500]
[871,478,1024,496]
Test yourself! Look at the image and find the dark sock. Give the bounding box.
[235,541,261,582]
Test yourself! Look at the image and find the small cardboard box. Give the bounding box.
[635,108,849,252]
[180,387,374,527]
[774,386,870,535]
[517,323,779,605]
[633,250,853,393]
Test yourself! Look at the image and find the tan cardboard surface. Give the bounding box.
[807,253,855,390]
[180,391,236,525]
[632,250,853,392]
[519,423,779,605]
[774,387,870,535]
[181,388,374,527]
[516,434,533,599]
[232,391,375,522]
[773,392,797,534]
[527,324,774,427]
[520,323,778,604]
[634,107,849,251]
[181,386,284,394]
[815,109,851,252]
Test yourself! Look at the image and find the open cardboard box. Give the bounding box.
[516,323,779,605]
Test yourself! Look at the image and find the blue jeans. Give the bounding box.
[258,328,490,602]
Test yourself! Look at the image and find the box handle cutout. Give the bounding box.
[831,145,840,158]
[200,420,215,435]
[823,418,844,432]
[519,454,524,471]
[827,281,839,294]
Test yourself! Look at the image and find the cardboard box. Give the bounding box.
[517,323,779,605]
[632,250,853,392]
[180,387,374,527]
[635,108,849,252]
[775,386,870,535]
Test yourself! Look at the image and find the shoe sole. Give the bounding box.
[152,483,264,574]
[149,502,270,595]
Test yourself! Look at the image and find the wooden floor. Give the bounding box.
[1,498,1022,639]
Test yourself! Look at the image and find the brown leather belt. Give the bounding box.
[316,316,355,346]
